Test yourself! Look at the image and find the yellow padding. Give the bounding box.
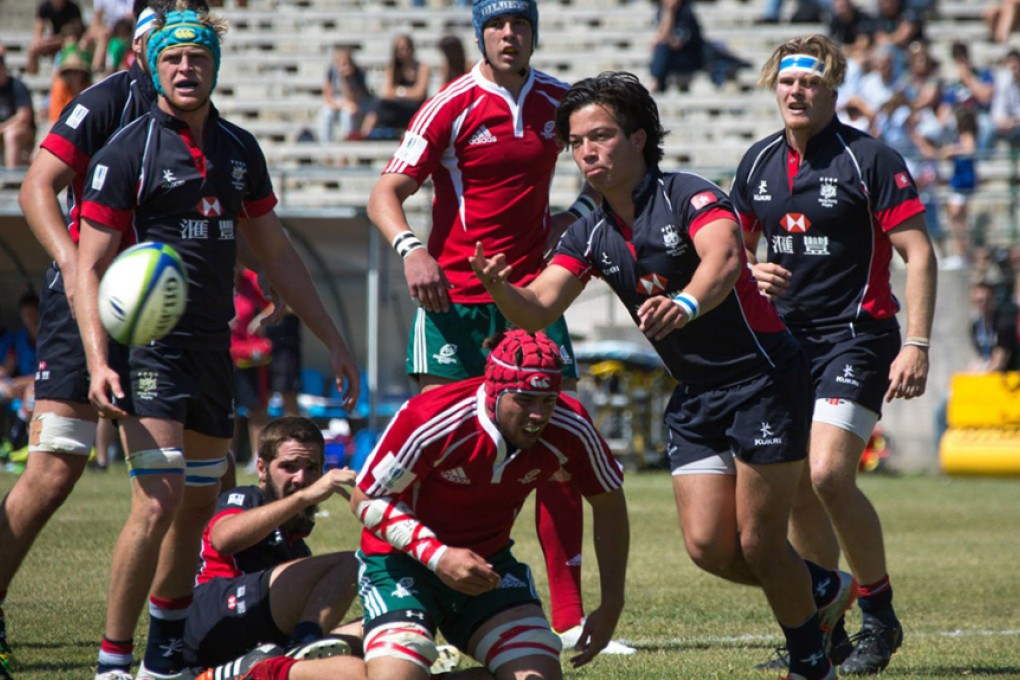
[947,372,1020,428]
[939,428,1020,476]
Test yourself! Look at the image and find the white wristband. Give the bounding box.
[566,194,598,220]
[392,231,424,259]
[673,292,700,322]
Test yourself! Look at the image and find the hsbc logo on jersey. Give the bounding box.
[528,374,552,390]
[690,191,717,210]
[198,196,222,217]
[895,172,913,189]
[780,213,811,233]
[636,273,669,295]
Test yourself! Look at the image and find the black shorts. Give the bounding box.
[234,365,269,411]
[665,352,813,469]
[183,571,285,667]
[34,265,128,403]
[115,345,235,438]
[798,328,901,415]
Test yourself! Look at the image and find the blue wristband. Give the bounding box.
[673,292,700,322]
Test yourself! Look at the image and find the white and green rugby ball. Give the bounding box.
[98,242,188,346]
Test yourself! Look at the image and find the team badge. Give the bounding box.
[780,213,811,233]
[662,223,686,257]
[894,172,912,189]
[636,273,668,295]
[690,191,717,210]
[231,160,248,191]
[818,177,838,208]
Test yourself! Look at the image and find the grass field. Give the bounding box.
[1,467,1018,679]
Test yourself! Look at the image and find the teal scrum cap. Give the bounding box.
[147,9,221,96]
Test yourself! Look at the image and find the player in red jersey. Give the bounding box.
[366,0,628,655]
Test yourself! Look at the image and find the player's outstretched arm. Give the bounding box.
[886,214,937,402]
[368,173,452,313]
[568,488,629,668]
[470,241,583,330]
[211,468,355,555]
[240,212,361,411]
[75,219,127,418]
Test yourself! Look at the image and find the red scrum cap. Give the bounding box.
[484,329,563,416]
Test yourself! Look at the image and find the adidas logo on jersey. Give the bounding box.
[468,125,497,146]
[499,573,529,589]
[440,467,471,485]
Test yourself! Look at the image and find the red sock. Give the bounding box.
[535,479,584,632]
[249,656,298,680]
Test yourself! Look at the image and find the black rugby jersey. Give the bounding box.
[40,61,157,242]
[80,104,277,350]
[552,168,798,388]
[731,117,925,336]
[195,485,311,585]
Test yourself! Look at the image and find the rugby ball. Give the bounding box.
[98,242,188,346]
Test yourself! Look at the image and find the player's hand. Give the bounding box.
[88,365,128,419]
[328,338,361,412]
[750,262,791,300]
[302,467,356,504]
[434,547,501,596]
[568,605,623,668]
[885,344,929,402]
[469,242,513,292]
[636,295,687,340]
[403,248,452,313]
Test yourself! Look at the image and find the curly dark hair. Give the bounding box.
[554,71,666,168]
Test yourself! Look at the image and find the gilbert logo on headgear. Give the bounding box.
[528,375,551,390]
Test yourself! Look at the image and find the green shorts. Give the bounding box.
[357,546,543,652]
[406,303,578,381]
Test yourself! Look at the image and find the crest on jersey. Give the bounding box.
[662,223,687,257]
[895,172,912,189]
[231,160,248,191]
[198,196,222,217]
[636,273,668,296]
[541,120,556,140]
[818,177,838,208]
[690,191,717,210]
[780,213,811,233]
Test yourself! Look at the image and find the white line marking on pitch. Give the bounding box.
[619,629,1020,648]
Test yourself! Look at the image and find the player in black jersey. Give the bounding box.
[74,8,360,679]
[732,35,937,675]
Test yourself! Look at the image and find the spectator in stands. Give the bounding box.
[755,0,831,24]
[650,0,704,93]
[869,0,926,50]
[104,16,136,74]
[941,107,979,270]
[0,48,35,169]
[231,266,275,464]
[984,0,1020,44]
[897,41,941,114]
[941,42,996,151]
[437,34,468,86]
[84,0,133,74]
[845,45,899,134]
[359,34,429,139]
[48,47,92,123]
[317,46,375,144]
[991,49,1020,148]
[0,293,40,407]
[968,280,1017,371]
[828,0,871,48]
[28,0,85,75]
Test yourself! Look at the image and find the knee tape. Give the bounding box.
[364,621,437,672]
[28,413,97,456]
[474,617,562,672]
[126,448,185,478]
[185,456,229,487]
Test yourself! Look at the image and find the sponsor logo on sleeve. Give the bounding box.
[394,131,428,166]
[690,191,717,210]
[67,104,90,129]
[895,172,912,189]
[91,164,108,190]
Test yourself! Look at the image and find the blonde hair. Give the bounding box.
[758,34,846,90]
[151,0,228,38]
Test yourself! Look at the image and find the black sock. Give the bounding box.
[782,612,831,679]
[804,561,840,608]
[289,621,324,648]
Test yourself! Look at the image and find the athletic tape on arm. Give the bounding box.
[356,497,448,570]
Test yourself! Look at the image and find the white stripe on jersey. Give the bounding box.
[834,132,876,333]
[361,395,476,497]
[385,76,477,175]
[548,406,623,492]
